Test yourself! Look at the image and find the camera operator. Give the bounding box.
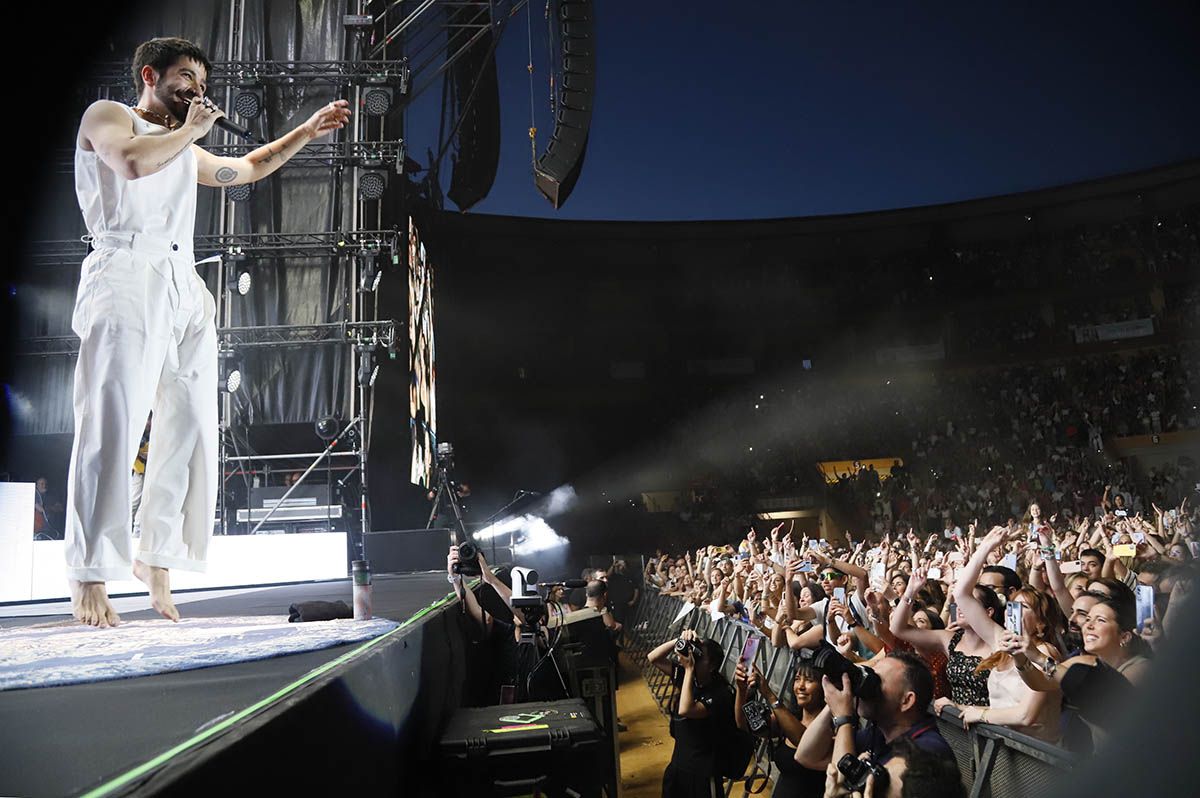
[795,650,950,780]
[648,629,733,798]
[734,659,826,797]
[447,544,566,703]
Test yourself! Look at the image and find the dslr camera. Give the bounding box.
[838,753,889,792]
[741,695,773,734]
[452,539,481,576]
[672,636,702,661]
[798,640,881,701]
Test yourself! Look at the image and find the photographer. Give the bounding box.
[822,736,964,798]
[734,659,827,797]
[447,544,565,704]
[648,629,733,798]
[794,650,950,775]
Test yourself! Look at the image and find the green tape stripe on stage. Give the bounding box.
[80,586,464,798]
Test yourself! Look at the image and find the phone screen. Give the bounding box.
[833,587,846,604]
[754,563,765,574]
[927,567,943,581]
[1060,560,1083,574]
[1005,601,1024,636]
[798,561,815,573]
[1135,584,1154,632]
[741,634,761,665]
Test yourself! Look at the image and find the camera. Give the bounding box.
[510,566,543,609]
[452,539,481,576]
[798,640,882,701]
[741,696,773,734]
[837,753,889,792]
[668,636,703,667]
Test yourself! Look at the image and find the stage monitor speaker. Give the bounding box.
[533,0,595,209]
[363,528,452,574]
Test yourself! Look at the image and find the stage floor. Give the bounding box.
[0,572,456,798]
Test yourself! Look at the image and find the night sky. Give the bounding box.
[405,1,1200,221]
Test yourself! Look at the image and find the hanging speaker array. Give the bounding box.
[533,0,595,209]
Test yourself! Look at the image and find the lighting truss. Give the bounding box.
[28,230,403,268]
[80,60,410,94]
[53,141,406,175]
[17,321,400,358]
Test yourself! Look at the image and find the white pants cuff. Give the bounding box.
[67,565,135,583]
[135,551,208,573]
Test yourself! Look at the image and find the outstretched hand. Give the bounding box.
[303,99,351,139]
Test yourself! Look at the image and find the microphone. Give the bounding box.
[539,579,588,589]
[182,91,265,144]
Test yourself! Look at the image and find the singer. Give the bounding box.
[66,37,351,627]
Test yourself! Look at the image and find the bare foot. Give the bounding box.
[69,579,121,627]
[133,560,180,622]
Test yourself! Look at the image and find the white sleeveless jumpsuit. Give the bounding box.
[66,103,217,581]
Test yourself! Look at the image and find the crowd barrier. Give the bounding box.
[625,589,1080,798]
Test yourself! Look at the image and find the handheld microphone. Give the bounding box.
[182,91,265,144]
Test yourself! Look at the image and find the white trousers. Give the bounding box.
[65,232,218,582]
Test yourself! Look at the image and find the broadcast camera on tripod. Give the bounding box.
[427,441,482,576]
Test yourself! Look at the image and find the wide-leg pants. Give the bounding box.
[65,232,217,582]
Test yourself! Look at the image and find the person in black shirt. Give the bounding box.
[447,544,566,703]
[648,630,733,798]
[606,559,640,627]
[734,659,826,797]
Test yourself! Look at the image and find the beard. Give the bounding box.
[155,83,191,124]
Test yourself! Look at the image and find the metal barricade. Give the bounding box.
[629,589,1080,798]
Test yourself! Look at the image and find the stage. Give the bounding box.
[0,571,469,797]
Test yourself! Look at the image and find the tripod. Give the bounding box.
[521,606,570,700]
[426,457,469,545]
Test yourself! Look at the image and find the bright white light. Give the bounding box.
[237,271,252,295]
[474,513,568,556]
[226,369,242,393]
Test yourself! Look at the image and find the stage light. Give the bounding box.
[357,350,378,387]
[363,76,393,116]
[315,416,341,441]
[357,251,382,292]
[219,350,243,394]
[226,182,253,203]
[233,83,264,119]
[358,169,387,201]
[225,257,251,296]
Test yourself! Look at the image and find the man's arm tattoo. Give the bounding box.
[155,141,194,170]
[215,166,239,184]
[260,147,279,164]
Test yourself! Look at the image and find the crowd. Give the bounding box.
[641,492,1197,797]
[677,343,1198,541]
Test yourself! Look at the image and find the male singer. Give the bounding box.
[68,37,350,626]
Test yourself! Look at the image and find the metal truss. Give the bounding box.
[81,60,410,94]
[28,230,403,268]
[15,320,400,358]
[52,141,406,175]
[218,320,400,351]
